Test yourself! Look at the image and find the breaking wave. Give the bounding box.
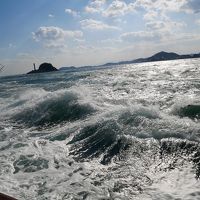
[68,105,200,175]
[4,88,96,127]
[176,104,200,119]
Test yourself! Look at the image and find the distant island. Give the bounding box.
[100,51,200,67]
[27,63,58,74]
[60,51,200,72]
[27,51,200,74]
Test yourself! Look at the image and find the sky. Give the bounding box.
[0,0,200,75]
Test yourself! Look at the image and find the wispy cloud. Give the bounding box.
[48,14,54,18]
[120,31,155,42]
[33,26,83,41]
[80,19,120,30]
[143,10,158,21]
[32,26,83,51]
[134,0,200,14]
[135,0,187,13]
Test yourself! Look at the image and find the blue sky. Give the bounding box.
[0,0,200,75]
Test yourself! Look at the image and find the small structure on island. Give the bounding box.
[33,63,36,71]
[27,63,58,74]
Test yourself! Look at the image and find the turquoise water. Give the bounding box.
[1,59,200,199]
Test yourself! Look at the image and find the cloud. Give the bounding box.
[74,38,86,43]
[143,10,158,21]
[32,26,83,42]
[103,0,136,17]
[65,9,79,17]
[80,19,120,30]
[17,53,33,57]
[85,0,136,17]
[120,18,186,43]
[84,0,199,19]
[135,0,200,14]
[32,26,83,51]
[44,43,67,49]
[145,19,186,41]
[135,0,187,13]
[146,20,185,32]
[85,0,106,13]
[48,14,54,18]
[120,31,155,41]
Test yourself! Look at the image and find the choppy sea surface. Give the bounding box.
[1,59,200,200]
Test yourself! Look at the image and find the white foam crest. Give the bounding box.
[142,164,200,200]
[1,86,100,123]
[170,94,200,114]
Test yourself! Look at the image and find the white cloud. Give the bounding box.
[85,0,136,17]
[65,9,79,17]
[84,0,199,19]
[85,0,106,13]
[145,19,186,42]
[32,26,83,51]
[48,14,54,18]
[135,0,187,13]
[135,0,200,14]
[143,10,158,21]
[74,38,86,43]
[130,0,188,44]
[32,26,83,42]
[120,18,186,43]
[103,0,136,17]
[80,19,120,30]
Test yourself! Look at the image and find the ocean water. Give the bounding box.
[1,59,200,199]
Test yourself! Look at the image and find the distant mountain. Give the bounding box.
[146,51,180,61]
[57,51,200,73]
[101,51,200,67]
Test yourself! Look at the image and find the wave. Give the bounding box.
[170,96,200,120]
[10,89,96,127]
[68,120,122,163]
[176,104,200,119]
[160,138,200,178]
[68,106,200,176]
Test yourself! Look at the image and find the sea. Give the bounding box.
[1,58,200,200]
